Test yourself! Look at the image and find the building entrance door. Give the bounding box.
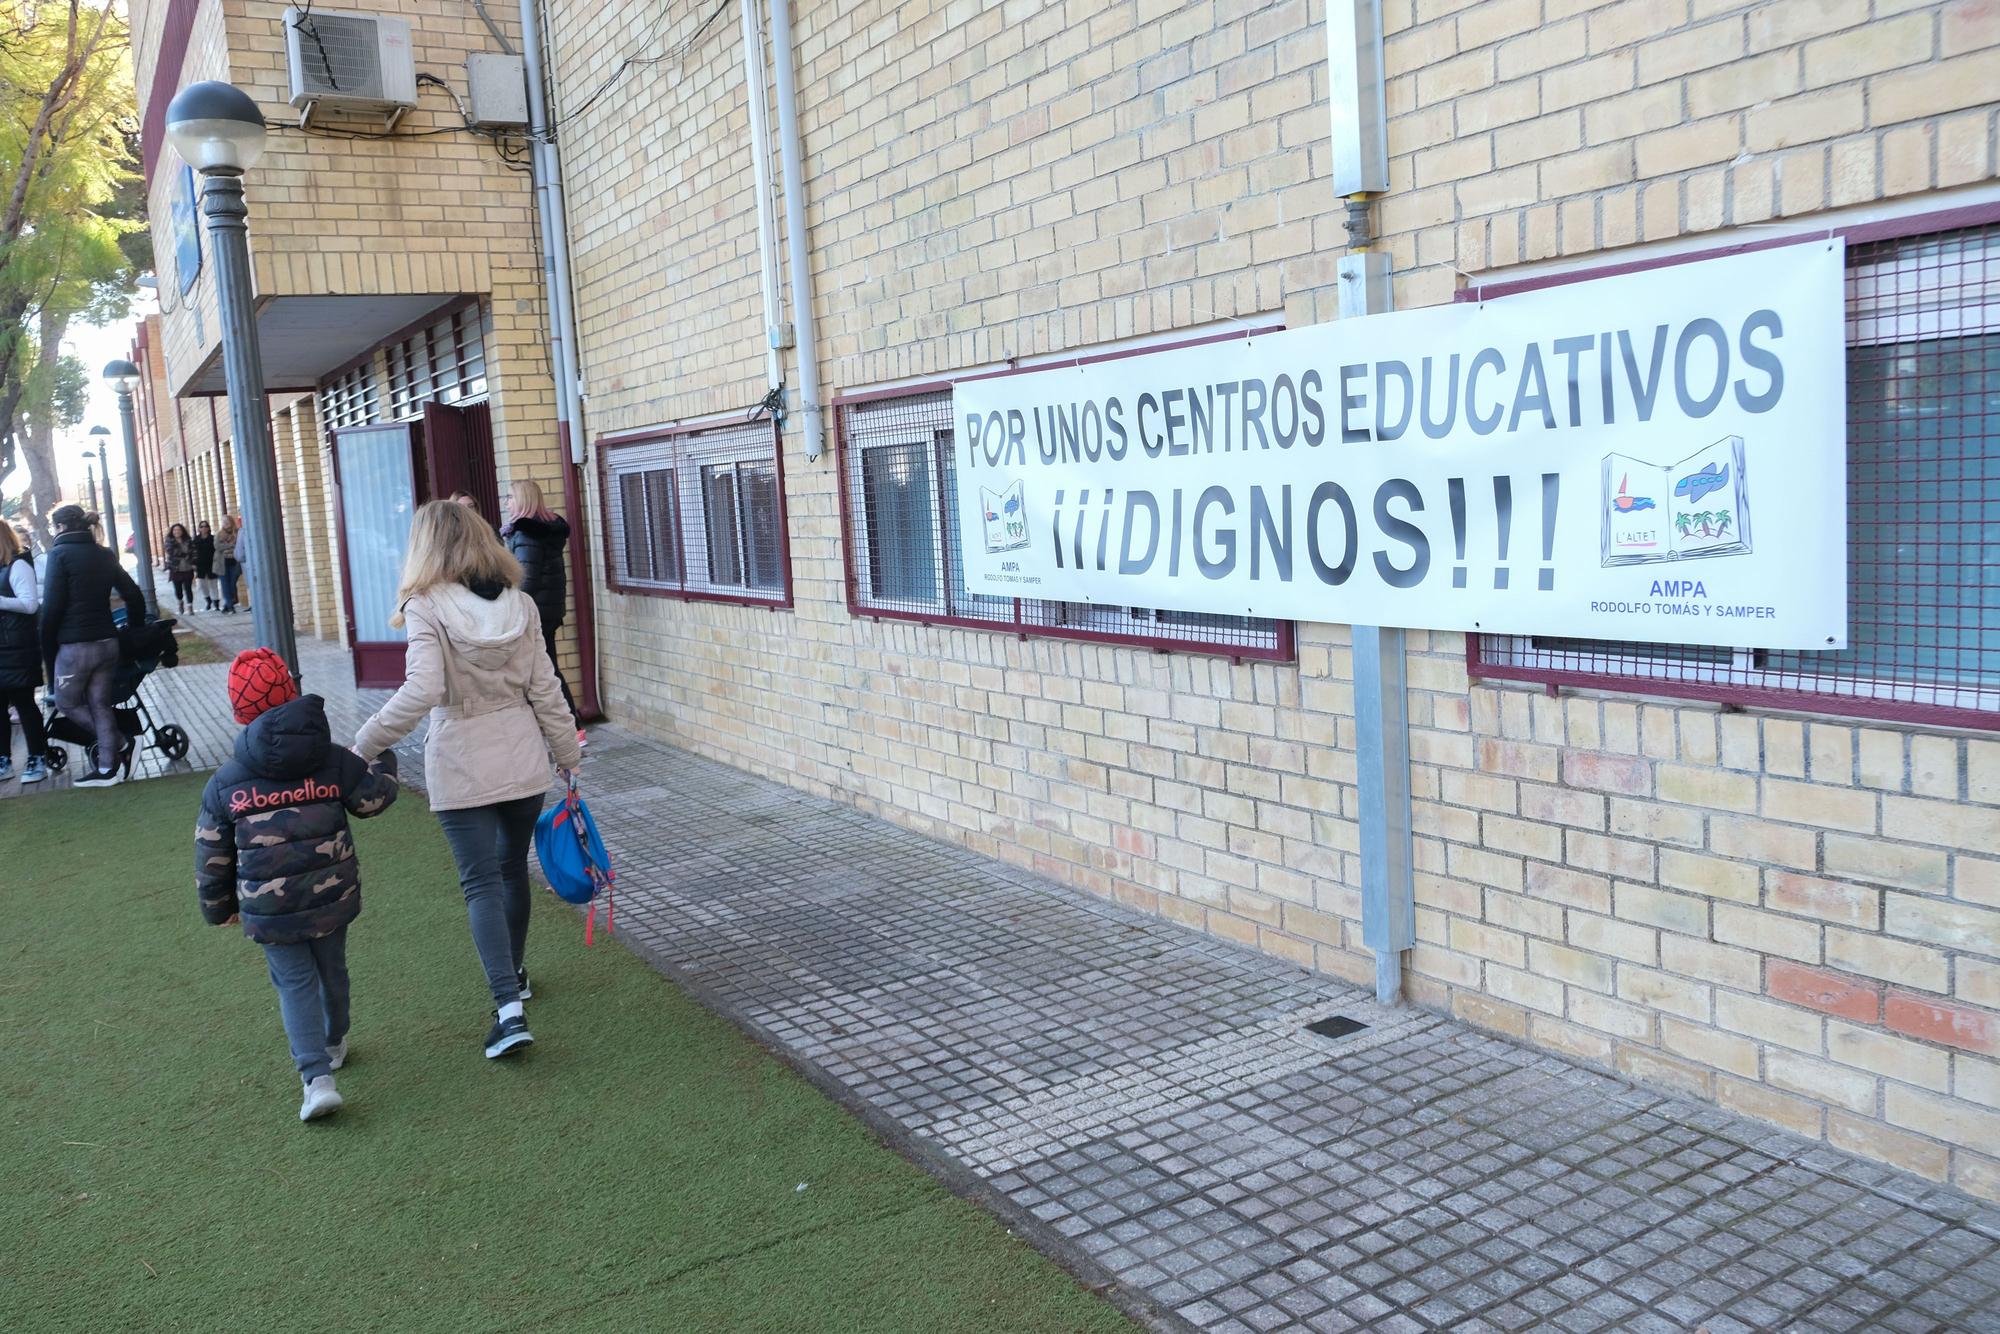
[423,400,500,525]
[328,422,419,688]
[327,401,499,688]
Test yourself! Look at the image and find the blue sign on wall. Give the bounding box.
[171,165,201,295]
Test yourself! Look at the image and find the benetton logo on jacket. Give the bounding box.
[196,694,398,946]
[228,777,342,815]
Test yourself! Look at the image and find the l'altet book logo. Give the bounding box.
[981,481,1029,554]
[1602,437,1752,567]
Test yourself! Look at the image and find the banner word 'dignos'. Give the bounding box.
[950,243,1848,649]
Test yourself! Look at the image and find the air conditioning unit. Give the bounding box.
[284,7,417,126]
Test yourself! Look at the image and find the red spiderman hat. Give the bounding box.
[227,647,299,724]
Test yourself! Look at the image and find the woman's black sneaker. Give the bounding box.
[484,1012,533,1059]
[516,968,532,1001]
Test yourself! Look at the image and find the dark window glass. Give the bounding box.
[618,471,649,582]
[862,442,938,604]
[703,463,743,587]
[644,468,680,583]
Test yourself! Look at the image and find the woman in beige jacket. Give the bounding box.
[353,501,583,1059]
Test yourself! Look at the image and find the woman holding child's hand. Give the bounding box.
[353,501,584,1061]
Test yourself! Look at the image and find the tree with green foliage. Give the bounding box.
[0,1,143,543]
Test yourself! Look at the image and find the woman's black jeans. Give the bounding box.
[436,795,543,1008]
[1,685,48,757]
[541,622,578,726]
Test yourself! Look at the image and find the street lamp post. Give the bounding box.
[83,456,99,517]
[104,359,158,618]
[165,81,297,674]
[87,425,118,555]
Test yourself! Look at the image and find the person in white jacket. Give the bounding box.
[352,501,581,1059]
[0,522,50,783]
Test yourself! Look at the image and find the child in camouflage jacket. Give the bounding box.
[197,648,398,1122]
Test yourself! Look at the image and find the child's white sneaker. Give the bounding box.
[299,1075,343,1122]
[327,1038,348,1070]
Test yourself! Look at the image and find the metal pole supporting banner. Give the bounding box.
[200,169,299,676]
[1329,0,1412,1006]
[115,387,160,617]
[1346,234,1414,1005]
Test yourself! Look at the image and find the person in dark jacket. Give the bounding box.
[500,479,581,742]
[162,523,197,615]
[217,516,241,613]
[197,648,398,1122]
[193,520,218,609]
[40,505,145,786]
[0,521,50,784]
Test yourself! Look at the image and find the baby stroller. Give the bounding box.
[42,612,192,776]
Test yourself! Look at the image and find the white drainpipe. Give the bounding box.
[764,0,827,461]
[519,0,586,463]
[739,0,786,395]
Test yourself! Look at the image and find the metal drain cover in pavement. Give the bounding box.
[1305,1014,1368,1040]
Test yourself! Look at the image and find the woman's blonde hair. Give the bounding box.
[508,479,555,521]
[0,522,21,565]
[389,499,523,627]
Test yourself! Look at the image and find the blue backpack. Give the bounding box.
[535,775,616,943]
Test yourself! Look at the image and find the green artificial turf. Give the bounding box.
[0,775,1130,1333]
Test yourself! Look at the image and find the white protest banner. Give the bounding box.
[950,242,1848,649]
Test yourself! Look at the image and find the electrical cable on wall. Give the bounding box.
[542,0,732,140]
[290,1,341,93]
[466,0,517,55]
[276,71,533,173]
[746,385,786,424]
[414,71,533,172]
[272,0,729,159]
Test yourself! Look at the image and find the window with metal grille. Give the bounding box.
[1470,217,2000,730]
[317,361,379,434]
[385,302,489,421]
[836,388,1291,659]
[601,419,789,605]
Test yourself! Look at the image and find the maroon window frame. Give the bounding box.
[596,417,793,611]
[1463,203,2000,731]
[830,327,1296,664]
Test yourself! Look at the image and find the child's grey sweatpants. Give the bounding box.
[261,925,351,1083]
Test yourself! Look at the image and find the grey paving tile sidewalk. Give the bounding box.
[1,609,409,795]
[10,614,2000,1331]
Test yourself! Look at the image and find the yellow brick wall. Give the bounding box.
[141,0,232,392]
[132,0,579,669]
[565,0,1999,1200]
[1375,0,2000,306]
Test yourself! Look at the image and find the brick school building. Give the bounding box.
[137,0,2000,1201]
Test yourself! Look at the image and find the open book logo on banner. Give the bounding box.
[1602,437,1751,567]
[981,481,1029,554]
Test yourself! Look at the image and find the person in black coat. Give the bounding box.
[0,521,50,783]
[40,505,145,785]
[193,520,218,609]
[500,479,580,737]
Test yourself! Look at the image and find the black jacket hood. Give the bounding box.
[236,694,331,779]
[502,514,570,543]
